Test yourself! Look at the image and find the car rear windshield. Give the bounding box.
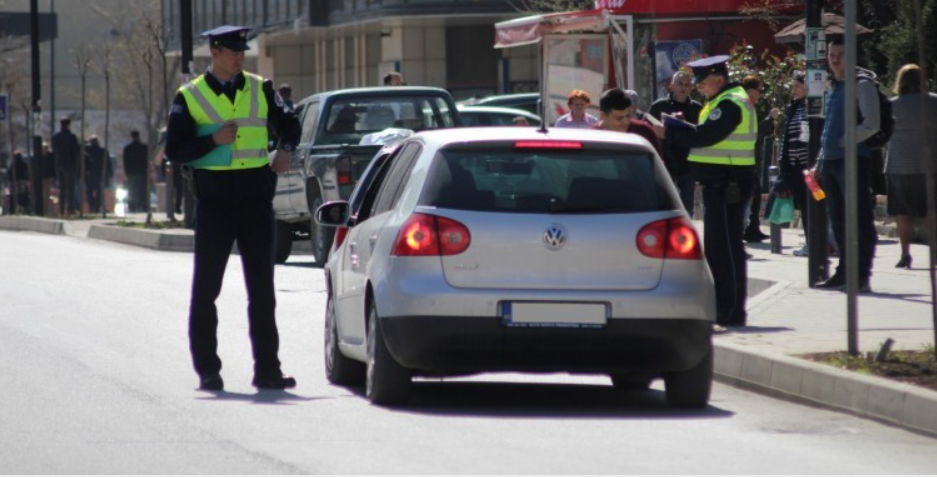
[320,96,455,145]
[421,145,672,213]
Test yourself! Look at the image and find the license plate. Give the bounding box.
[501,302,607,328]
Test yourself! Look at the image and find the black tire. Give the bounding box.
[274,220,293,264]
[324,295,365,385]
[307,184,333,267]
[610,374,653,391]
[664,347,713,409]
[366,301,411,405]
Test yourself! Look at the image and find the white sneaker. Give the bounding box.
[792,245,809,257]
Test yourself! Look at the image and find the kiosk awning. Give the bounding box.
[494,9,610,48]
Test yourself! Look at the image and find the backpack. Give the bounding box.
[859,77,895,149]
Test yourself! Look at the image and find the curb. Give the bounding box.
[0,216,69,235]
[714,341,937,438]
[87,224,194,252]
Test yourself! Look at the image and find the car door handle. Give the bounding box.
[368,235,377,253]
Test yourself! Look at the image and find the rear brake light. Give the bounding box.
[514,141,583,149]
[636,217,702,260]
[392,213,471,256]
[337,154,352,186]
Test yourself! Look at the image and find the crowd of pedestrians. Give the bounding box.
[547,42,934,324]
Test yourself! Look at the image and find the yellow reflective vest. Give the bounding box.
[179,72,270,170]
[687,85,757,167]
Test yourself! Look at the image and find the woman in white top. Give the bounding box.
[554,89,599,129]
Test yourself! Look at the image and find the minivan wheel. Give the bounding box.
[664,347,713,409]
[324,296,365,385]
[274,220,293,264]
[366,302,411,405]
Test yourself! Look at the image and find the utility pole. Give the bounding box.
[30,0,44,216]
[843,1,859,356]
[181,0,195,229]
[804,0,829,287]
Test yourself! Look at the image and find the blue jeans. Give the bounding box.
[700,171,756,325]
[819,158,878,282]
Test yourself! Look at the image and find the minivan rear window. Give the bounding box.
[421,146,672,213]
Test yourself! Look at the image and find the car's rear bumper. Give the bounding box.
[380,316,712,376]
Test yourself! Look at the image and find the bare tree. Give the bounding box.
[93,0,174,224]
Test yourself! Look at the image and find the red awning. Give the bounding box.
[494,9,610,48]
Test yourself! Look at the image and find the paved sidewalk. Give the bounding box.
[2,213,936,436]
[711,222,937,437]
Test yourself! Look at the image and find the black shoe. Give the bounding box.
[252,373,297,390]
[815,274,846,290]
[895,255,912,269]
[744,229,770,243]
[199,374,224,391]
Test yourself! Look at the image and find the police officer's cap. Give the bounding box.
[687,55,731,83]
[202,25,252,51]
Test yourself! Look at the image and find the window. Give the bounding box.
[320,96,455,145]
[370,143,422,216]
[420,145,670,213]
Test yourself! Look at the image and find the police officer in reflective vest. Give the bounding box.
[653,55,757,328]
[165,26,301,391]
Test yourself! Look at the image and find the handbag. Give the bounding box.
[768,196,796,225]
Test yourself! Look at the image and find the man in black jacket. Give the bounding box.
[648,70,703,213]
[123,131,149,213]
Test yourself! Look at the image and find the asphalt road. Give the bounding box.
[2,230,936,474]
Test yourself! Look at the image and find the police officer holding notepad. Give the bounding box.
[165,25,301,391]
[653,56,757,329]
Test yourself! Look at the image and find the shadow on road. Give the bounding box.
[344,381,733,420]
[195,389,325,405]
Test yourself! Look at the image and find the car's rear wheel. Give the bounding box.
[274,220,293,264]
[664,347,713,409]
[610,374,653,391]
[324,295,365,385]
[307,184,333,267]
[366,301,411,405]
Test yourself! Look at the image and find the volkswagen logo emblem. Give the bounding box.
[542,224,567,250]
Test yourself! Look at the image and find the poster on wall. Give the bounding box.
[653,40,702,99]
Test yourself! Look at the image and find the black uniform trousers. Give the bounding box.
[188,165,282,379]
[697,167,756,326]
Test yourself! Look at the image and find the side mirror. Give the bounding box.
[315,201,350,226]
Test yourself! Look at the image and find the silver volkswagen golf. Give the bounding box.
[316,127,716,408]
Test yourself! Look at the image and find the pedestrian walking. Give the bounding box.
[123,130,149,213]
[52,118,82,216]
[648,70,704,213]
[812,38,879,292]
[84,136,112,214]
[277,84,295,112]
[554,89,599,129]
[40,141,57,217]
[885,63,937,269]
[653,55,757,327]
[165,25,302,392]
[592,88,663,160]
[771,71,812,255]
[383,71,404,86]
[6,151,31,214]
[741,75,779,243]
